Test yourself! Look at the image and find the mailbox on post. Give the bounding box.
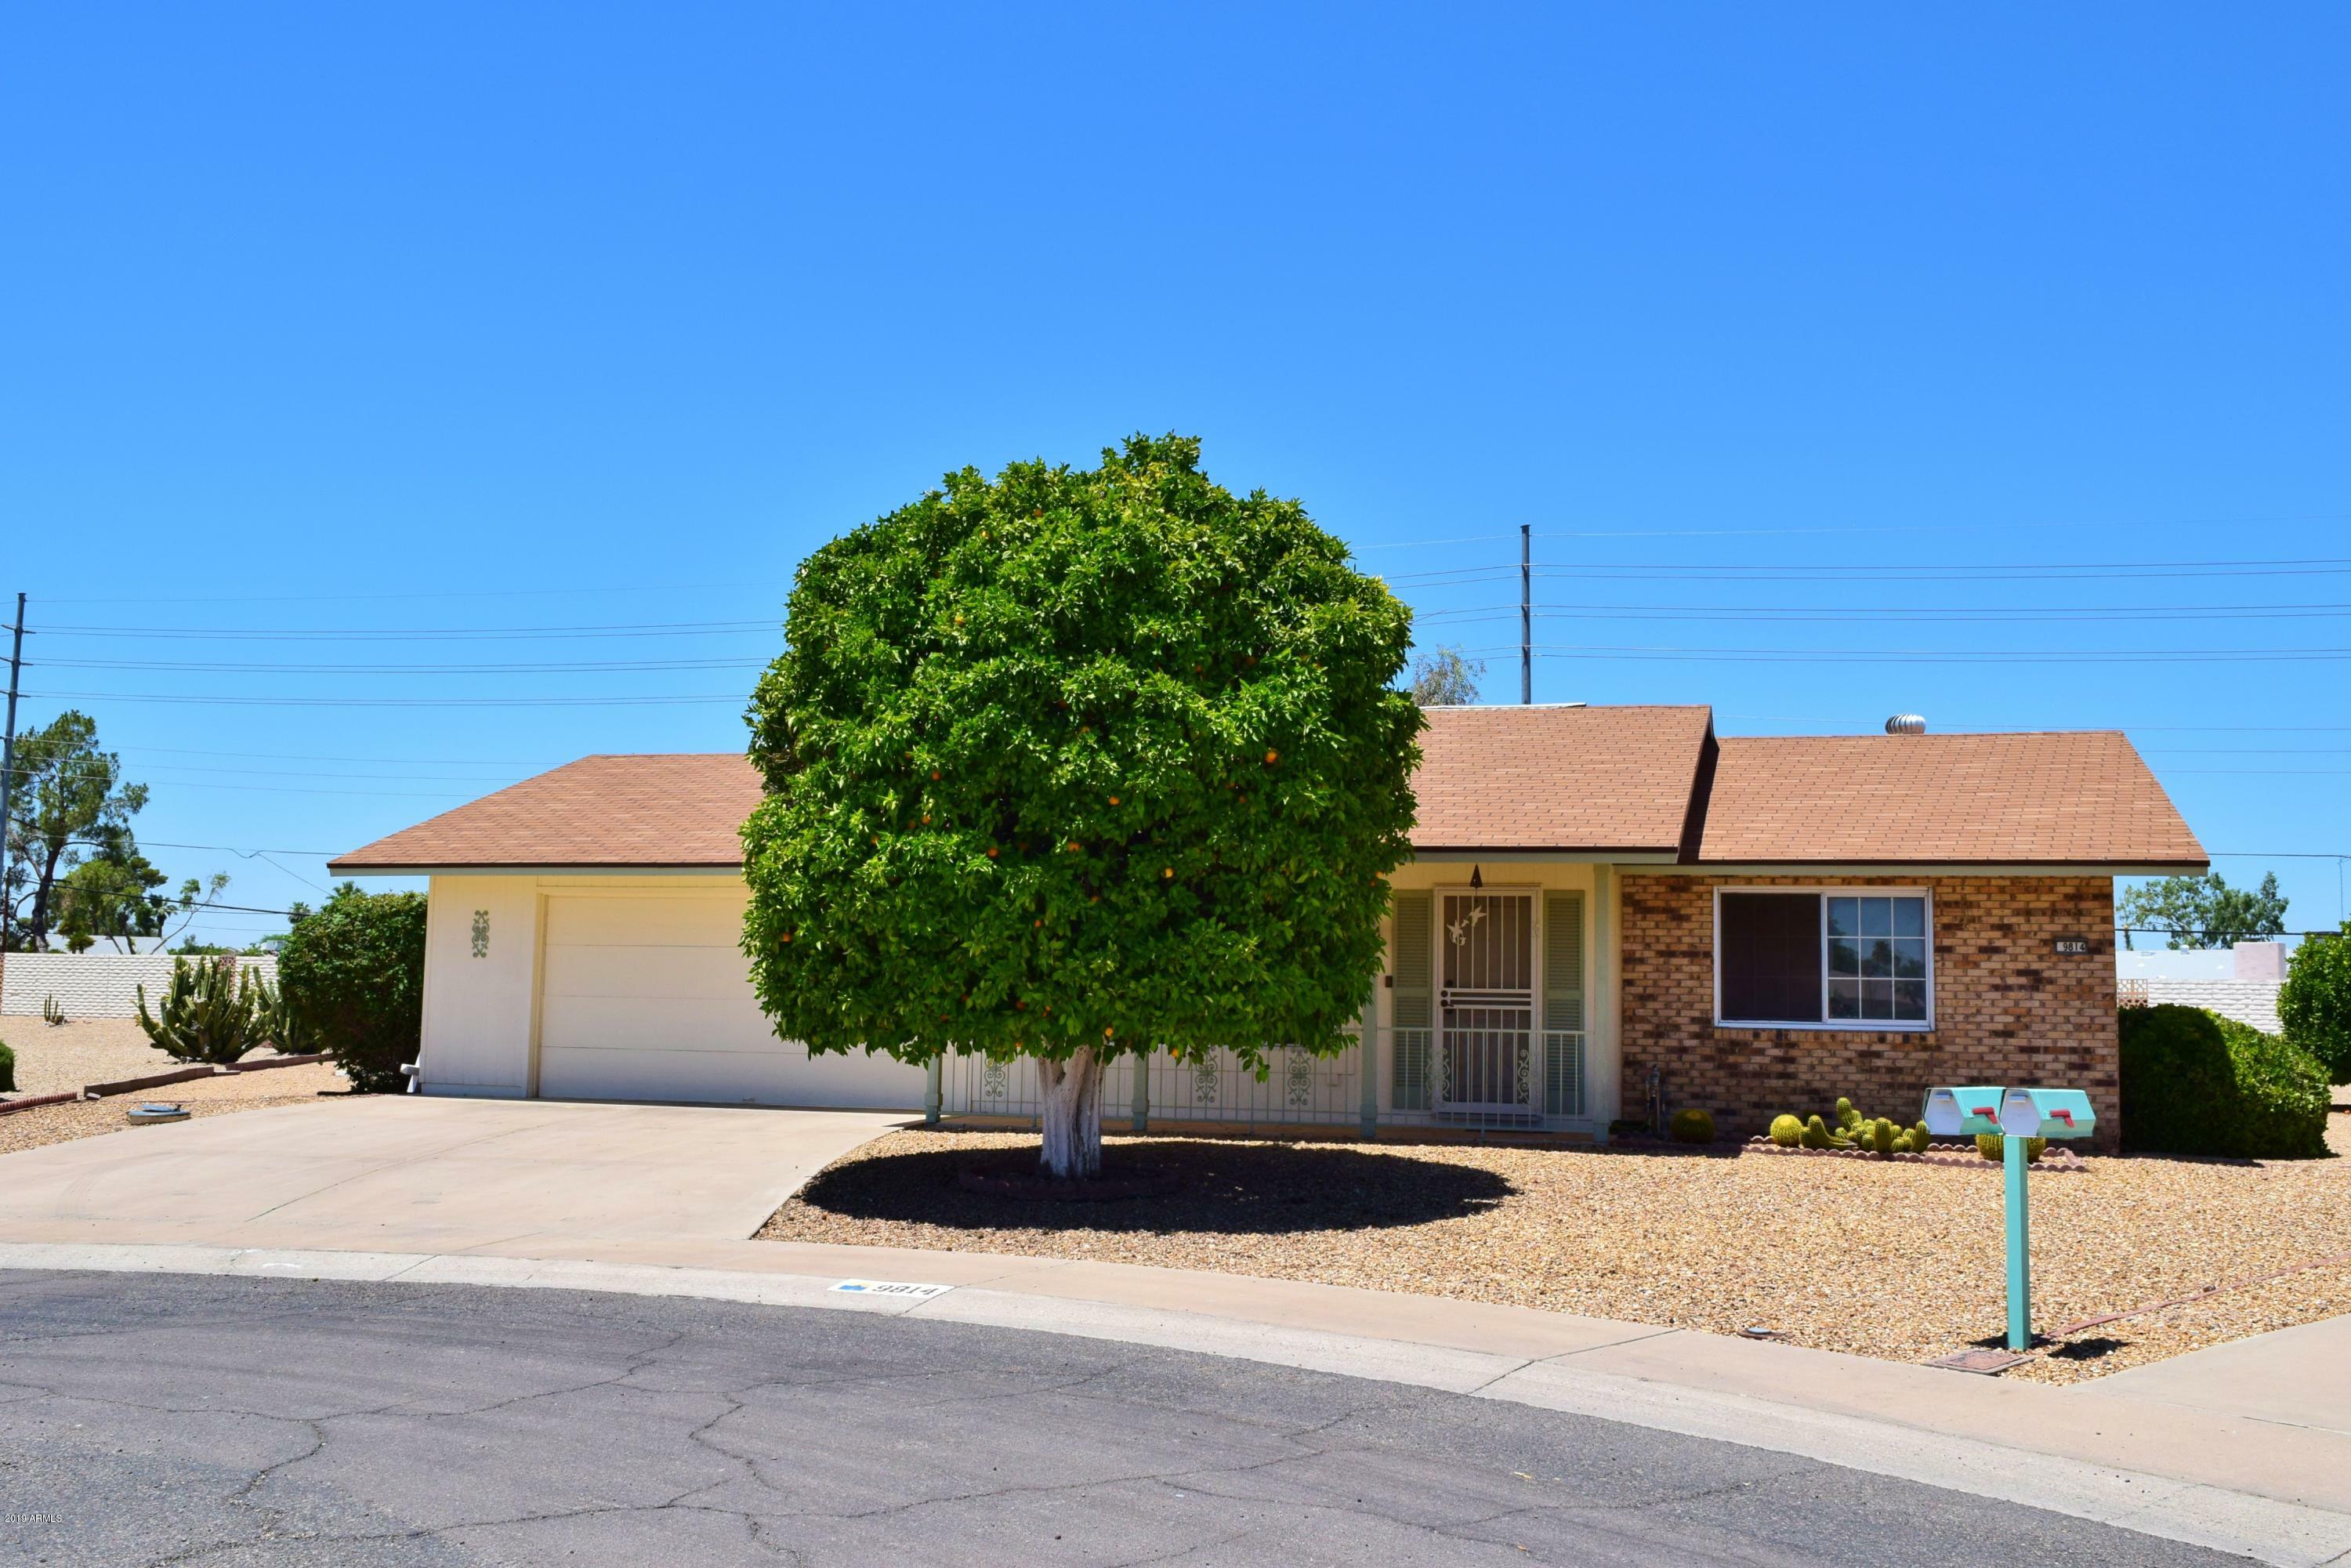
[1922,1085,2007,1139]
[1997,1087,2096,1142]
[1922,1081,2099,1362]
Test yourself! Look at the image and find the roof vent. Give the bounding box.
[1885,714,1926,735]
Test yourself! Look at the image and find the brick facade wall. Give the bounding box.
[1620,874,2118,1150]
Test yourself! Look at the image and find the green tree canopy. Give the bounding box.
[2116,871,2288,951]
[2278,924,2351,1085]
[741,435,1422,1178]
[55,850,168,953]
[1406,645,1483,706]
[5,711,149,951]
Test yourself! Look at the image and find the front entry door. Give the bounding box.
[1438,890,1536,1117]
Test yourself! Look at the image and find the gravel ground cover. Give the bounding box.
[0,1062,346,1157]
[0,1016,195,1097]
[762,1110,2351,1383]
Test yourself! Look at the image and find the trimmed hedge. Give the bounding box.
[2279,926,2351,1085]
[2119,1004,2331,1160]
[276,885,427,1093]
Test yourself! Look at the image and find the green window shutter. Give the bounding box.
[1389,891,1433,1111]
[1392,892,1432,1029]
[1544,891,1585,1034]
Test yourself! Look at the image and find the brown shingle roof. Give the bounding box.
[1693,732,2206,866]
[1409,704,1713,853]
[326,713,2207,872]
[328,754,763,872]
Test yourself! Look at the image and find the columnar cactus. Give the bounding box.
[135,957,271,1066]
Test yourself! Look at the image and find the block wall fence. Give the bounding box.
[1617,874,2120,1150]
[1,954,280,1019]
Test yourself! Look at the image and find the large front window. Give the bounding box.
[1715,889,1933,1028]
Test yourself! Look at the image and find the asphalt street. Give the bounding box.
[0,1270,2246,1567]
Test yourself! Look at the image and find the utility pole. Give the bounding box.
[1519,523,1532,704]
[0,592,24,987]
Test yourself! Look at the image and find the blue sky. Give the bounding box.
[3,2,2346,947]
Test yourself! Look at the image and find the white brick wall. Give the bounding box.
[2124,977,2285,1037]
[1,954,281,1019]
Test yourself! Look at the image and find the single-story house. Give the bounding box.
[329,705,2204,1147]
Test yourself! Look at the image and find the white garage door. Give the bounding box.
[535,892,926,1109]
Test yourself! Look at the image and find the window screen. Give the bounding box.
[1718,893,1824,1023]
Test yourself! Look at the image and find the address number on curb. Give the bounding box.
[831,1280,955,1300]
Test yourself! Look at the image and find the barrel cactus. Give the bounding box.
[1975,1133,2047,1164]
[1669,1108,1716,1144]
[1769,1114,1803,1147]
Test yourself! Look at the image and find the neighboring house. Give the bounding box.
[329,705,2204,1148]
[2117,941,2289,1036]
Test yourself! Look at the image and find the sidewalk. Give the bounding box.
[4,1229,2348,1566]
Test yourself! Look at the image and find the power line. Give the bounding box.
[38,619,775,643]
[1479,643,2351,664]
[1383,559,2351,586]
[34,581,773,607]
[116,745,556,765]
[23,690,744,707]
[34,656,766,675]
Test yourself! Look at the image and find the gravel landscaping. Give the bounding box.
[0,1016,218,1098]
[761,1111,2351,1383]
[0,1063,346,1157]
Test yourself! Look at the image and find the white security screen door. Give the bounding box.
[1438,891,1536,1116]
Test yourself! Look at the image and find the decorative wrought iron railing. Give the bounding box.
[939,1023,1592,1133]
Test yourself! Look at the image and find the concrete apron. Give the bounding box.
[2,1234,2346,1568]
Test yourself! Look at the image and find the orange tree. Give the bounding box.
[742,435,1421,1179]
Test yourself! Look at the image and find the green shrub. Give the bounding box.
[1670,1108,1715,1144]
[2279,926,2351,1085]
[1975,1133,2047,1164]
[2120,1004,2331,1160]
[276,885,427,1093]
[135,956,273,1066]
[0,1038,14,1093]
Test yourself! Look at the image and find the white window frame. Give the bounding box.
[1711,886,1936,1033]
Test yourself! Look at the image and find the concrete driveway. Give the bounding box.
[0,1096,907,1254]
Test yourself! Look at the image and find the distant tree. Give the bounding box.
[4,712,148,951]
[2116,871,2288,951]
[1406,645,1483,706]
[743,435,1422,1181]
[2278,923,2351,1085]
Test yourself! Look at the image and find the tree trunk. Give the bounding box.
[1037,1048,1103,1182]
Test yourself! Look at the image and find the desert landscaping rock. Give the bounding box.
[0,1062,345,1157]
[763,1110,2351,1385]
[0,1016,229,1098]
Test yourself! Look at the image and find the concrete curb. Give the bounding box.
[2,1238,2346,1567]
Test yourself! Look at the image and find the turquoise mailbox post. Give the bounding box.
[1923,1083,2098,1353]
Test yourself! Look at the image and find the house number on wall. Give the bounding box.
[471,910,491,958]
[2052,937,2090,955]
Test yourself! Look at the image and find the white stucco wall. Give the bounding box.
[412,871,926,1108]
[415,874,546,1095]
[2,953,279,1019]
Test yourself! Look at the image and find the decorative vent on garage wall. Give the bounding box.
[470,911,490,958]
